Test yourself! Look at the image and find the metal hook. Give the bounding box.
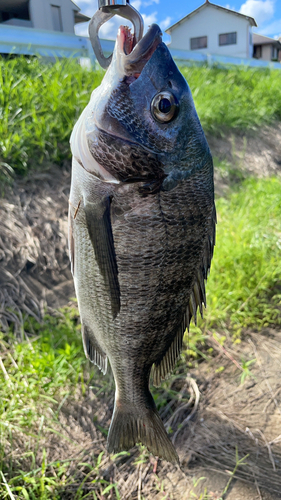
[89,1,144,69]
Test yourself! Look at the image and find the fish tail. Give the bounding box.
[107,400,179,464]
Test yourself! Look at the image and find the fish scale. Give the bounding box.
[69,23,215,463]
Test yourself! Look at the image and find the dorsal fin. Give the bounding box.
[152,206,216,387]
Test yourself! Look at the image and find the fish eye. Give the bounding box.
[151,91,179,123]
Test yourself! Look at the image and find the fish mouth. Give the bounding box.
[117,23,162,79]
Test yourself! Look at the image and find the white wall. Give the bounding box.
[29,0,75,33]
[168,4,251,58]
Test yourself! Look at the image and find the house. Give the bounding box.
[253,33,281,62]
[0,0,90,34]
[165,0,257,58]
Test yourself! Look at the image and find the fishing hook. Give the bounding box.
[89,0,144,69]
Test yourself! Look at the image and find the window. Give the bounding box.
[219,32,237,46]
[272,46,278,60]
[253,45,262,59]
[51,5,63,32]
[190,36,207,50]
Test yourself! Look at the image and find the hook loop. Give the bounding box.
[89,2,144,69]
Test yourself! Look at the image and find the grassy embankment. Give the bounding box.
[1,57,281,176]
[1,57,281,498]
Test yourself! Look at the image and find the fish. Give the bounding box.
[68,23,216,464]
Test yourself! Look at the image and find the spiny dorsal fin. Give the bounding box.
[152,206,216,387]
[82,324,108,375]
[152,273,207,387]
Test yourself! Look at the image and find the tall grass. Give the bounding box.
[0,310,85,438]
[0,310,120,499]
[182,64,281,133]
[1,56,281,174]
[0,57,103,175]
[204,176,281,332]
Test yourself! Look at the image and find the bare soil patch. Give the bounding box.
[207,122,281,197]
[0,165,74,331]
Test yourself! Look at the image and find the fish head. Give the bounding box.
[79,24,212,182]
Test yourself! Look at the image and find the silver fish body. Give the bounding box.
[69,24,216,463]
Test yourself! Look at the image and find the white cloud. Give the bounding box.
[159,16,172,30]
[131,0,142,11]
[256,18,281,35]
[75,0,97,16]
[142,11,158,28]
[224,4,236,10]
[143,0,160,6]
[239,0,275,26]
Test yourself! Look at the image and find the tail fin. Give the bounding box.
[107,402,179,464]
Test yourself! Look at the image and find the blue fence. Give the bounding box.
[0,24,280,70]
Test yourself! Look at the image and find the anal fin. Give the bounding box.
[82,324,107,375]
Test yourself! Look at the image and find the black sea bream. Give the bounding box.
[69,24,216,463]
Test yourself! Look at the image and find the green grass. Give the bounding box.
[0,57,103,176]
[0,310,121,499]
[203,176,281,333]
[182,64,281,133]
[0,310,85,434]
[1,56,281,175]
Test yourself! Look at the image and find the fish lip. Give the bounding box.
[117,24,162,75]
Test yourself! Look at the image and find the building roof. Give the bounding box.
[253,33,281,47]
[74,11,91,24]
[70,0,91,23]
[165,1,257,34]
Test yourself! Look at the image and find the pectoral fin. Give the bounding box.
[84,196,120,319]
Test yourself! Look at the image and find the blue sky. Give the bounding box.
[74,0,281,41]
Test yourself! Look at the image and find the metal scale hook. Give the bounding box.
[89,0,144,69]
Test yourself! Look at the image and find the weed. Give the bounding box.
[203,177,281,331]
[0,56,104,175]
[219,448,249,499]
[182,64,281,133]
[0,308,118,499]
[240,357,256,385]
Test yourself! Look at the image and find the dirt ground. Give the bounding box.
[1,126,281,499]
